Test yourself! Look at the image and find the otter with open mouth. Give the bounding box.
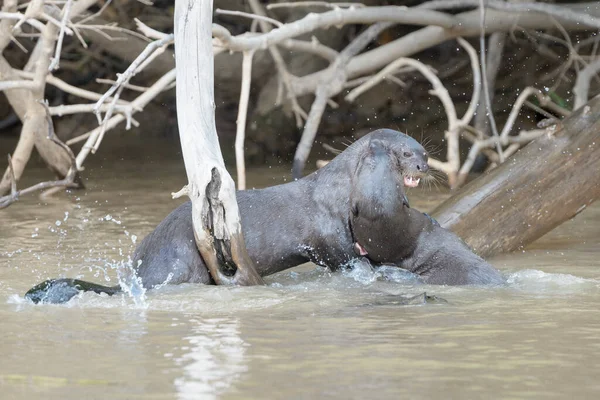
[350,137,505,286]
[25,129,502,304]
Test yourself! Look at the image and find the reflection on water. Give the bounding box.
[1,159,600,399]
[175,318,247,400]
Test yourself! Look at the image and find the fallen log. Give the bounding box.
[432,95,600,258]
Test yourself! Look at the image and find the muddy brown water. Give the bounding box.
[1,158,600,399]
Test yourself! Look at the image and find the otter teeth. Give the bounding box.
[354,242,368,256]
[404,176,420,188]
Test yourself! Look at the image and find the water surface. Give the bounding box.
[1,159,599,399]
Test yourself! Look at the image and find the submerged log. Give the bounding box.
[432,95,600,258]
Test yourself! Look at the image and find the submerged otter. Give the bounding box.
[25,129,503,304]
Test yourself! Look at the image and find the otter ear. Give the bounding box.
[368,138,387,154]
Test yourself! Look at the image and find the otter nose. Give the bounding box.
[417,163,429,173]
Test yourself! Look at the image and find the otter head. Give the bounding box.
[349,130,429,262]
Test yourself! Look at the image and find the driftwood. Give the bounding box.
[172,0,263,286]
[432,95,600,258]
[2,1,600,205]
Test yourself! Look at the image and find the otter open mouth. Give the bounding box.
[354,242,368,256]
[404,175,421,188]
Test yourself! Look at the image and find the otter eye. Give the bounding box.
[403,151,413,158]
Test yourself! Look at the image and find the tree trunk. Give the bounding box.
[173,0,263,285]
[432,95,600,257]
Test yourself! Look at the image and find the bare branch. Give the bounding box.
[212,7,456,52]
[235,50,255,190]
[457,37,480,126]
[573,57,600,109]
[7,155,16,195]
[267,2,365,10]
[134,17,170,40]
[292,7,599,98]
[281,37,339,61]
[419,0,600,29]
[0,11,46,31]
[247,0,308,127]
[474,31,505,139]
[77,0,113,25]
[215,8,283,28]
[0,80,39,91]
[0,101,78,208]
[93,34,174,119]
[48,0,73,71]
[292,22,393,178]
[478,0,503,162]
[15,70,125,103]
[73,69,176,168]
[49,103,136,117]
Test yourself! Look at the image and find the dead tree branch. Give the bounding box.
[173,0,263,286]
[573,57,600,109]
[292,22,393,179]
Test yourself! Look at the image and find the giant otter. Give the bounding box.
[350,138,505,285]
[25,129,502,304]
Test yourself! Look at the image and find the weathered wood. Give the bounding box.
[432,95,600,257]
[173,0,263,285]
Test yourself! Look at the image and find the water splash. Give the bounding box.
[507,269,599,293]
[117,259,147,308]
[342,259,423,285]
[342,258,378,284]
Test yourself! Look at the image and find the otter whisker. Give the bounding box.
[323,143,342,155]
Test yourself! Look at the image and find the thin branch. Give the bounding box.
[72,23,151,43]
[96,78,150,92]
[479,0,504,163]
[573,57,600,109]
[0,11,46,31]
[457,37,481,126]
[93,34,174,119]
[134,17,170,40]
[0,101,78,208]
[346,58,457,124]
[247,0,308,127]
[474,31,505,142]
[0,80,39,91]
[7,155,16,195]
[456,87,566,181]
[291,7,598,99]
[215,8,283,28]
[281,37,339,61]
[499,87,546,140]
[212,7,457,52]
[74,69,176,168]
[267,2,365,10]
[77,0,113,25]
[292,22,393,179]
[48,0,73,71]
[15,70,125,103]
[235,50,255,190]
[49,103,137,117]
[12,0,43,31]
[419,0,600,29]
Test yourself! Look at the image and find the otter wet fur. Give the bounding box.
[25,129,503,304]
[350,138,504,285]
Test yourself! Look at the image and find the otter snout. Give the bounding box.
[416,162,429,173]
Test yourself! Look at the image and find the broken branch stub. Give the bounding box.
[173,0,263,286]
